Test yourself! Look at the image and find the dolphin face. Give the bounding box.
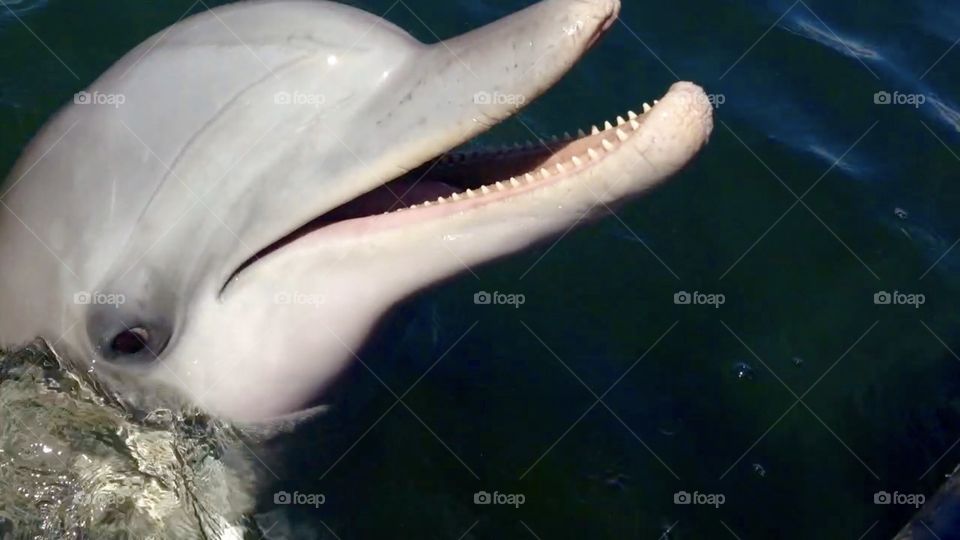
[0,0,712,421]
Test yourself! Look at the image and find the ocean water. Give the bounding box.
[1,0,960,538]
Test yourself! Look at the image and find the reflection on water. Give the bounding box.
[783,16,883,61]
[0,0,47,19]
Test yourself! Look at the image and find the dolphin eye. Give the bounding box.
[111,327,151,355]
[96,319,172,366]
[84,281,173,363]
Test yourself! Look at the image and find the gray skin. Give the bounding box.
[0,0,713,422]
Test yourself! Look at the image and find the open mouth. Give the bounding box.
[322,103,656,219]
[227,97,667,286]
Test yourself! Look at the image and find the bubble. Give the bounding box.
[894,207,909,220]
[732,361,755,380]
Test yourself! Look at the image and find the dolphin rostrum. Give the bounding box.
[0,0,713,421]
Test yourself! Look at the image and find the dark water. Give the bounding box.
[2,0,960,538]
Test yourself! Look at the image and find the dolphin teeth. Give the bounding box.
[615,128,629,142]
[510,177,521,187]
[604,121,614,130]
[424,201,432,207]
[556,163,566,174]
[480,185,491,195]
[563,131,573,140]
[591,125,601,135]
[588,148,601,161]
[628,110,639,120]
[409,204,419,209]
[466,189,476,198]
[602,139,616,152]
[437,196,446,204]
[654,99,659,105]
[495,181,506,191]
[451,192,462,201]
[577,128,587,137]
[630,119,641,130]
[642,102,652,113]
[540,167,551,178]
[550,135,559,142]
[616,116,626,126]
[572,155,584,167]
[524,173,536,183]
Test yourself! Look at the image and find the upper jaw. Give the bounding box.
[307,0,624,204]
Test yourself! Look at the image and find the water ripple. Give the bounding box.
[782,14,883,61]
[0,0,48,18]
[927,96,960,133]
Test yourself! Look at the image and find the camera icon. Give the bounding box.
[674,291,692,305]
[274,491,292,505]
[474,491,492,505]
[874,491,891,504]
[74,91,92,105]
[874,291,892,305]
[874,91,892,105]
[73,291,92,305]
[473,91,492,105]
[673,491,691,504]
[274,91,292,105]
[474,291,492,305]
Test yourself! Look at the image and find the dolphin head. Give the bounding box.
[0,0,712,421]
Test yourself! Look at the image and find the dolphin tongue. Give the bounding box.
[320,178,455,222]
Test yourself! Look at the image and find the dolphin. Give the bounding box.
[0,0,712,422]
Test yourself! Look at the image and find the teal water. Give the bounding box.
[2,0,960,538]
